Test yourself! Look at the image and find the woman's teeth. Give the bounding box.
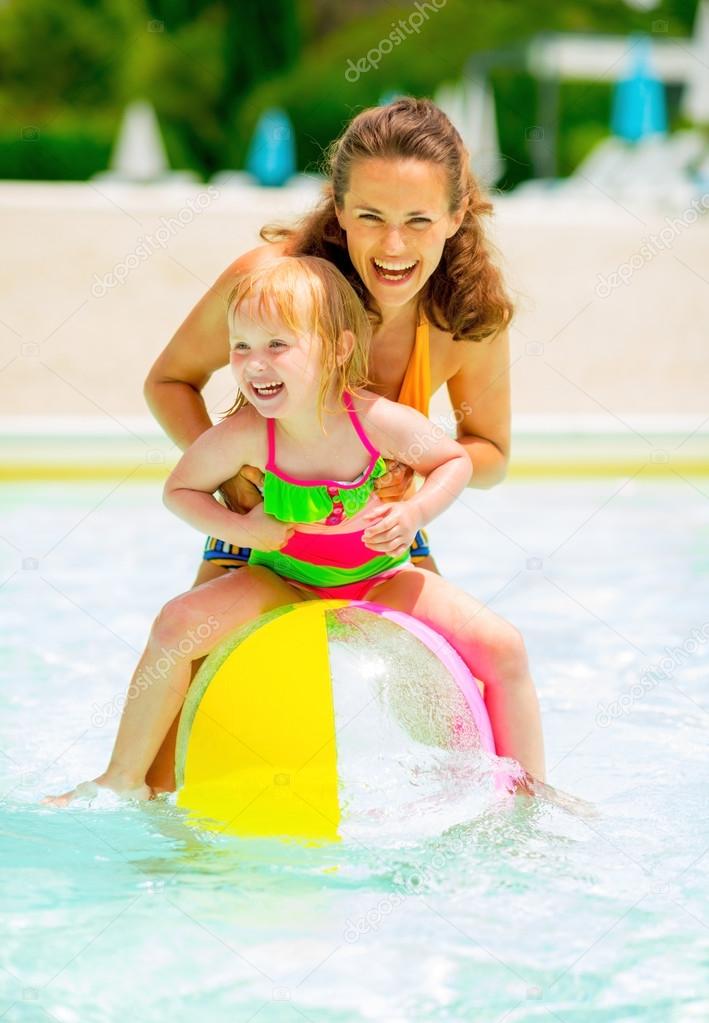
[372,258,418,282]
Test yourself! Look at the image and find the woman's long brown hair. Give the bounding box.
[262,96,513,343]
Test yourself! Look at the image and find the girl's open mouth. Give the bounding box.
[249,381,284,401]
[371,258,418,285]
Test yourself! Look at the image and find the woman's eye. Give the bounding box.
[269,340,286,349]
[231,342,248,352]
[359,213,429,226]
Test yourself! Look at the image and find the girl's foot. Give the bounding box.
[42,777,153,807]
[511,770,538,798]
[530,778,599,818]
[509,773,599,819]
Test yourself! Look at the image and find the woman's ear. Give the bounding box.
[337,329,356,365]
[446,203,467,239]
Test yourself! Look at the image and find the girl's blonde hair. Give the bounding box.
[223,255,371,420]
[262,96,513,342]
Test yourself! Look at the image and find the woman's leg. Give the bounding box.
[411,554,440,574]
[192,558,234,587]
[410,528,440,576]
[365,567,546,782]
[44,566,305,805]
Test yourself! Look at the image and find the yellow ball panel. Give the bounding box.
[177,601,347,840]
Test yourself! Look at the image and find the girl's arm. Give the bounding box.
[163,413,291,551]
[364,396,470,531]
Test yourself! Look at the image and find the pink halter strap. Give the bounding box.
[265,392,379,485]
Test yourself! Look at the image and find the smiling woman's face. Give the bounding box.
[336,157,465,314]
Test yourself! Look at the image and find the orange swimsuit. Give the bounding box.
[397,314,431,416]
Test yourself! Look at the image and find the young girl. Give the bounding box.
[45,256,544,806]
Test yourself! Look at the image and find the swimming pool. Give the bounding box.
[1,477,708,1021]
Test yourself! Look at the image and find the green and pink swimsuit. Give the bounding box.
[248,392,410,599]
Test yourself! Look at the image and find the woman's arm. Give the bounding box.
[445,325,511,489]
[143,282,229,453]
[144,242,288,452]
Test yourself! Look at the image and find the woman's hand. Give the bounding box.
[219,465,265,515]
[373,459,414,502]
[236,503,295,553]
[361,502,422,558]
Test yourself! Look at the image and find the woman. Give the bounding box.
[143,97,544,792]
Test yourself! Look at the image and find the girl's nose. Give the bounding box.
[245,354,267,375]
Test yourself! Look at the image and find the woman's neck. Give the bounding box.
[374,300,419,343]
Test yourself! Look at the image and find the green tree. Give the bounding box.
[0,0,301,179]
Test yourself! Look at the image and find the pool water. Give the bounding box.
[1,478,708,1021]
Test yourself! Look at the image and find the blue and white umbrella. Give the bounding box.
[246,108,296,188]
[611,35,667,142]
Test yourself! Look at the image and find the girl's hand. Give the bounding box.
[238,503,294,552]
[361,503,422,557]
[219,465,265,515]
[373,459,414,502]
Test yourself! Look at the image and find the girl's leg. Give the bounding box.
[144,542,444,791]
[366,567,546,782]
[44,566,305,806]
[145,557,233,793]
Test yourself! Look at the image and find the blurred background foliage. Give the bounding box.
[0,0,698,185]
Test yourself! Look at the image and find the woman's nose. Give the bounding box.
[382,227,406,254]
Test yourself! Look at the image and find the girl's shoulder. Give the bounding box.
[348,388,428,453]
[208,404,269,469]
[348,387,398,421]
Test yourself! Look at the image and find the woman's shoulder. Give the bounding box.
[421,312,468,383]
[213,239,291,298]
[425,306,510,384]
[425,298,511,345]
[420,302,462,353]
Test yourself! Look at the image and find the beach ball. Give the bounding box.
[175,600,496,841]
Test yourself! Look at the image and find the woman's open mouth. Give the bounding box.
[249,380,284,401]
[370,258,419,286]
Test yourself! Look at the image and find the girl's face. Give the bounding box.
[229,302,323,417]
[336,158,465,314]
